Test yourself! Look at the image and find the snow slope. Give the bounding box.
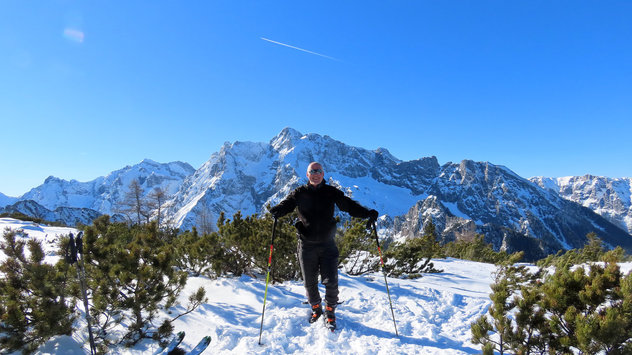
[0,217,76,264]
[5,218,632,354]
[31,260,493,355]
[1,217,495,354]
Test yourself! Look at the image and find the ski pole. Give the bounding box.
[370,221,399,337]
[68,232,97,354]
[258,217,278,345]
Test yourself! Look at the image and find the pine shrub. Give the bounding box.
[443,234,512,264]
[0,228,75,354]
[214,211,300,282]
[472,252,632,354]
[336,218,379,275]
[384,220,443,278]
[80,216,191,347]
[537,232,628,268]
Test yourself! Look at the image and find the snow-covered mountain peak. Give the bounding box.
[220,140,270,164]
[531,175,632,234]
[0,192,18,208]
[374,147,399,162]
[270,127,305,154]
[3,128,631,259]
[160,128,632,259]
[44,175,63,184]
[16,159,195,216]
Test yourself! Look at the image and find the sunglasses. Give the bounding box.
[308,169,323,174]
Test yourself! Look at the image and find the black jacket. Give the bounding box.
[270,181,373,243]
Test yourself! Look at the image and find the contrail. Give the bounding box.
[261,37,339,61]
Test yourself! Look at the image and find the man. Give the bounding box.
[269,162,378,331]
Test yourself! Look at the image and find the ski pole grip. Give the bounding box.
[372,222,381,246]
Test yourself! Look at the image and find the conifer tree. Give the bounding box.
[0,229,75,354]
[471,253,528,355]
[336,218,379,275]
[147,187,168,228]
[258,213,300,282]
[443,234,510,264]
[473,246,632,354]
[539,262,632,353]
[214,211,256,277]
[384,218,442,277]
[81,217,192,347]
[510,280,549,354]
[537,233,625,268]
[215,211,299,281]
[173,228,225,278]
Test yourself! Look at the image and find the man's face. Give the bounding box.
[307,163,324,186]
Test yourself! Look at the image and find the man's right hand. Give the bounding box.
[368,209,379,223]
[269,206,282,219]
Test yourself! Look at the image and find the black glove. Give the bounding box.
[368,209,379,223]
[269,206,282,219]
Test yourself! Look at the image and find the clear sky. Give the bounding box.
[1,1,631,197]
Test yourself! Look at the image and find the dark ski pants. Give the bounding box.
[298,239,339,307]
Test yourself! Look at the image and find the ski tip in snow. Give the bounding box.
[187,335,211,355]
[155,331,186,355]
[155,332,210,355]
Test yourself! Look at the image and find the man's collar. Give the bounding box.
[307,180,326,190]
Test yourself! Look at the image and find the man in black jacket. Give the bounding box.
[269,162,378,330]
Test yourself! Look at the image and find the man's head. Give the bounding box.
[307,162,324,186]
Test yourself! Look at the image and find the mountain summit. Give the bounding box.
[162,128,631,258]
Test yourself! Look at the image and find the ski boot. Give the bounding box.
[324,303,337,332]
[309,303,323,324]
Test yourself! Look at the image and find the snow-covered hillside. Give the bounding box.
[1,217,495,354]
[15,159,194,215]
[3,218,632,354]
[0,217,77,264]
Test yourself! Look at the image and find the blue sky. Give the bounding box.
[1,1,631,197]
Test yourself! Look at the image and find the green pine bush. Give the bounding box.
[472,236,632,354]
[0,229,75,354]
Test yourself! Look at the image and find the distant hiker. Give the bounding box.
[269,162,379,330]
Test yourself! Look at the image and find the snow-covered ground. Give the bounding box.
[2,218,497,354]
[0,217,76,264]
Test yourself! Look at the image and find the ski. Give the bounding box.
[154,331,185,355]
[187,336,211,355]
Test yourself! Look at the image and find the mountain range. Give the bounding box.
[530,175,632,238]
[1,128,631,259]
